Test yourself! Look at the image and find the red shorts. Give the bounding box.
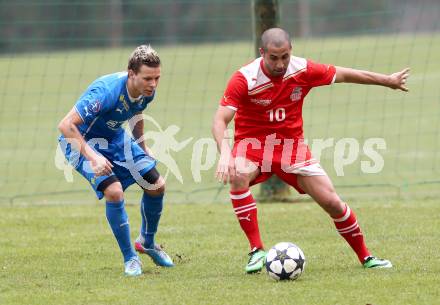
[232,138,323,194]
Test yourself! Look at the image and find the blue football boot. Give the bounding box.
[135,237,174,267]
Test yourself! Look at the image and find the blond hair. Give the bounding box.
[127,44,160,72]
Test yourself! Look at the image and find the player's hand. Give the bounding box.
[388,67,410,92]
[216,152,236,185]
[91,154,113,176]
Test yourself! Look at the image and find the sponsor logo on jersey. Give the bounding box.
[290,87,302,102]
[119,94,129,111]
[250,98,272,106]
[106,120,122,130]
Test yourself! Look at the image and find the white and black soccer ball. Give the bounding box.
[265,242,306,281]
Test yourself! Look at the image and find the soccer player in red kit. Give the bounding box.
[212,28,410,273]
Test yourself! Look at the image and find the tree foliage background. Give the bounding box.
[1,0,439,53]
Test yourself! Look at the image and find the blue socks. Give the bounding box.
[105,193,163,259]
[105,200,136,263]
[140,192,164,249]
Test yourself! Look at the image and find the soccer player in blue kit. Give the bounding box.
[58,45,174,276]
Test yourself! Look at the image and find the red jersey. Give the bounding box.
[220,56,336,143]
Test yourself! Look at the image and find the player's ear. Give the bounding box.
[259,47,265,57]
[128,69,135,78]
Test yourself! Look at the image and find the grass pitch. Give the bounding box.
[1,199,439,305]
[0,33,439,304]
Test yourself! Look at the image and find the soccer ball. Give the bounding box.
[265,242,306,281]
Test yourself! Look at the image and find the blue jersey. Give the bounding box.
[58,71,157,199]
[73,72,154,140]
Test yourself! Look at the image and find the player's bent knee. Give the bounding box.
[139,167,160,185]
[142,176,165,197]
[229,174,250,190]
[320,192,344,215]
[327,195,343,209]
[103,182,124,202]
[139,167,165,196]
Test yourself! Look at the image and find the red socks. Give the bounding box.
[230,189,264,250]
[333,203,370,263]
[230,190,369,262]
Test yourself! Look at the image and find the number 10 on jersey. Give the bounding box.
[267,108,286,122]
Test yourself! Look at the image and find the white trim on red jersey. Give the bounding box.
[238,58,271,92]
[238,56,308,95]
[283,56,307,80]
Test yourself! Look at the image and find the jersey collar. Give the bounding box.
[126,84,144,103]
[260,58,284,82]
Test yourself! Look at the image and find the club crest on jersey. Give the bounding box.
[250,98,272,106]
[290,87,302,102]
[87,100,102,114]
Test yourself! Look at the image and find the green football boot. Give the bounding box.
[363,256,392,269]
[245,248,267,273]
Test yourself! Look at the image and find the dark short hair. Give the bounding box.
[261,28,291,51]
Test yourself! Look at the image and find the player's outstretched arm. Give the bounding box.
[58,108,113,176]
[212,106,236,184]
[335,66,410,92]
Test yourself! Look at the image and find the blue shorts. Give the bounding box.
[58,132,156,199]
